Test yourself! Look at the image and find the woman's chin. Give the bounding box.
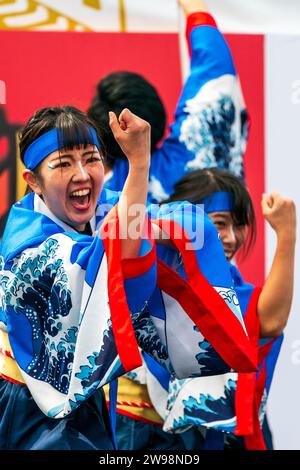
[64,212,92,231]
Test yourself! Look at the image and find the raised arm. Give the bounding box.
[109,109,150,259]
[176,0,237,106]
[149,0,248,202]
[258,192,296,338]
[178,0,209,15]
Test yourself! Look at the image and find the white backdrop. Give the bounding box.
[2,0,300,33]
[1,0,299,450]
[205,0,300,34]
[266,34,300,450]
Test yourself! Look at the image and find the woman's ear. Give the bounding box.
[22,169,42,195]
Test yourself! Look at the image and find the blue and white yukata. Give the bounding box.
[107,11,250,449]
[0,191,257,450]
[128,191,283,451]
[162,264,283,450]
[0,188,155,449]
[104,12,248,203]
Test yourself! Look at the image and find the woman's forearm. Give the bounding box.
[258,233,296,337]
[118,164,149,259]
[108,109,151,259]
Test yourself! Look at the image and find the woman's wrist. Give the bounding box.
[128,159,150,173]
[179,0,209,16]
[276,230,296,247]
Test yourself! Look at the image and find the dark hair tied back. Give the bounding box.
[165,167,256,259]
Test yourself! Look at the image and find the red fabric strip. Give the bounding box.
[235,287,261,435]
[0,372,26,386]
[235,287,272,448]
[244,363,268,450]
[101,206,142,372]
[121,219,156,280]
[259,340,275,364]
[242,340,274,448]
[235,372,257,436]
[157,257,256,373]
[154,220,257,373]
[186,12,218,56]
[116,400,153,408]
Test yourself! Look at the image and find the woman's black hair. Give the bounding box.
[88,71,166,167]
[165,167,256,259]
[19,106,104,194]
[20,105,104,163]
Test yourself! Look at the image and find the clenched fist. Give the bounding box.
[109,108,151,170]
[261,192,296,239]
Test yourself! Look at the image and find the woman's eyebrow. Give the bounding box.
[50,154,73,162]
[50,149,98,162]
[82,149,98,156]
[213,213,230,220]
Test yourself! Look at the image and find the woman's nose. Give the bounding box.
[221,225,236,244]
[72,161,89,181]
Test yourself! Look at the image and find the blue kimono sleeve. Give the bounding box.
[1,229,156,419]
[147,14,248,203]
[104,15,248,203]
[145,202,256,378]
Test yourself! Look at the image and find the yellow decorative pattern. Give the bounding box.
[119,0,126,32]
[104,377,163,424]
[82,0,101,10]
[0,0,127,31]
[0,0,92,31]
[0,330,25,384]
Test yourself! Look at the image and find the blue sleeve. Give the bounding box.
[103,161,129,194]
[148,19,248,203]
[230,263,256,318]
[178,25,236,113]
[2,233,143,418]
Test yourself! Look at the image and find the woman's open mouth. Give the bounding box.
[69,188,91,211]
[225,251,233,261]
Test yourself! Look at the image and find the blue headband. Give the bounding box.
[23,127,100,170]
[200,191,234,213]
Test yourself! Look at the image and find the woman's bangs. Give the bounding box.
[232,188,250,226]
[56,117,96,152]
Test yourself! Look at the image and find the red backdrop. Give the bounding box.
[0,30,264,285]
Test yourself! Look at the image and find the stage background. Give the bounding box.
[0,0,299,450]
